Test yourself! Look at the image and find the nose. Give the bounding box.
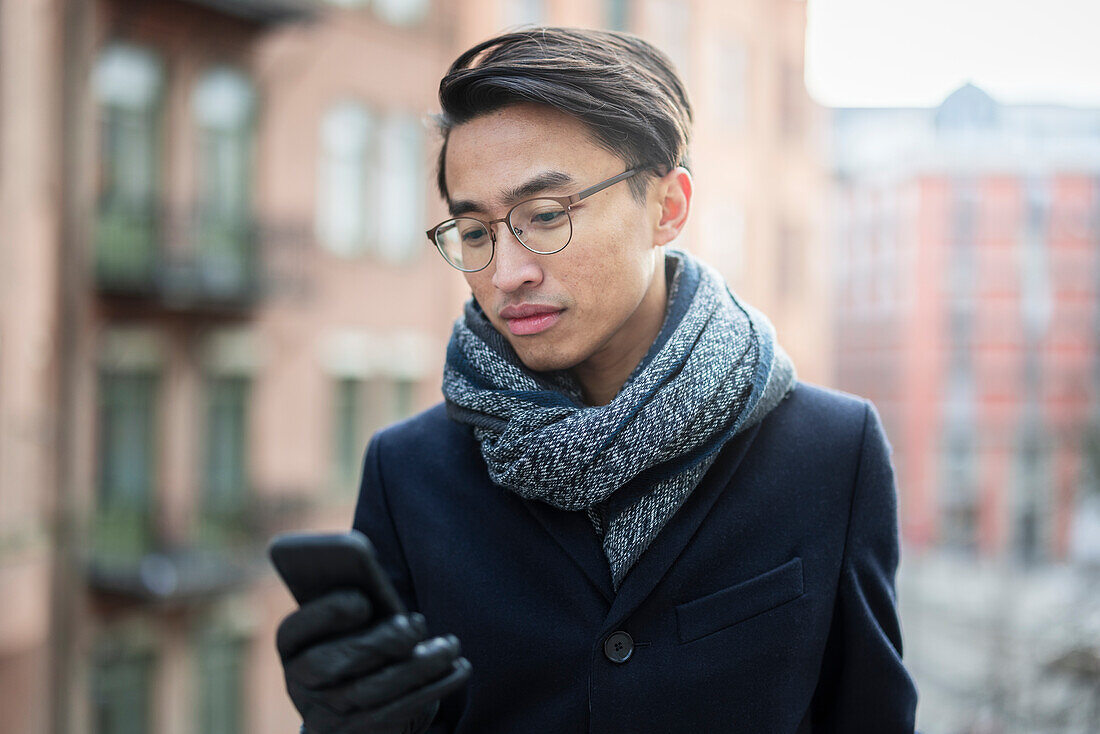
[490,222,543,293]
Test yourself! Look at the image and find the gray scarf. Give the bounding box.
[443,249,796,588]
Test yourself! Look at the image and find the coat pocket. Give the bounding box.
[675,557,804,644]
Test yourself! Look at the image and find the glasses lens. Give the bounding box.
[434,218,493,271]
[510,199,572,254]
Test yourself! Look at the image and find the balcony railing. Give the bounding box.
[174,0,316,25]
[87,493,311,603]
[94,201,263,314]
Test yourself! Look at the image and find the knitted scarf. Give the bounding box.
[442,249,796,588]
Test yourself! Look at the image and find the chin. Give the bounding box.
[511,343,582,374]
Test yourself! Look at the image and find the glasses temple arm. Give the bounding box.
[569,168,640,204]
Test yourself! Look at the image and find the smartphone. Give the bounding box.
[268,530,406,617]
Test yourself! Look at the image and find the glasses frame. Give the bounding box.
[426,168,642,272]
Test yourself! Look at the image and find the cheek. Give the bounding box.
[573,222,651,305]
[463,272,492,308]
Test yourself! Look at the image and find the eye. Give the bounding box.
[461,229,488,245]
[523,205,568,229]
[534,210,565,224]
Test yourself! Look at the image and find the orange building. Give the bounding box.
[832,85,1100,731]
[833,84,1100,562]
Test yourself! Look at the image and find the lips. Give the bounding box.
[499,303,564,336]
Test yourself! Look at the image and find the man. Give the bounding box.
[277,27,918,733]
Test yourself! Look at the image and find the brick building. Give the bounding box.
[831,84,1100,731]
[0,0,826,732]
[833,82,1100,560]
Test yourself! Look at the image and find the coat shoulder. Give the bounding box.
[773,379,871,423]
[370,402,478,468]
[753,380,880,459]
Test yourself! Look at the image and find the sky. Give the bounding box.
[804,0,1100,108]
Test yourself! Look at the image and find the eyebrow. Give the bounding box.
[448,170,576,217]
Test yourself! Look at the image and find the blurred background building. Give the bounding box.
[0,1,824,732]
[5,0,1098,732]
[832,86,1100,731]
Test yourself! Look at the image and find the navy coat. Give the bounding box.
[352,381,918,732]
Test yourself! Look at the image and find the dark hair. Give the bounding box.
[434,27,693,203]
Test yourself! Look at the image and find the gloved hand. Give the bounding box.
[277,589,472,734]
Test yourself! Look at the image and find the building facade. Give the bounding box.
[832,84,1100,732]
[0,0,826,732]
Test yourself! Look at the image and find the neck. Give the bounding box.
[571,258,669,406]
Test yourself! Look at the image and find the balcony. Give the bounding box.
[87,546,257,603]
[87,494,310,604]
[94,202,263,317]
[172,0,316,25]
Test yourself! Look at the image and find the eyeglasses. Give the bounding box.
[426,168,641,272]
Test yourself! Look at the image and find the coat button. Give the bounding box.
[603,631,634,663]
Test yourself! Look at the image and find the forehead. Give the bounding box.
[444,104,617,205]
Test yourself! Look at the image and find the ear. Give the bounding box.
[651,167,693,247]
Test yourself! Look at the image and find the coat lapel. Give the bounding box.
[522,499,615,604]
[605,420,764,627]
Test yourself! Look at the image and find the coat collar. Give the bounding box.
[520,419,764,614]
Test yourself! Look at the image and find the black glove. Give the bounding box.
[277,589,471,734]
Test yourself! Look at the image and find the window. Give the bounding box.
[317,101,376,256]
[952,179,977,248]
[1014,421,1049,565]
[195,634,245,734]
[201,376,250,546]
[321,330,370,488]
[605,0,631,30]
[877,190,898,310]
[645,0,690,81]
[393,378,415,422]
[192,67,256,294]
[93,43,163,285]
[1071,421,1100,563]
[332,376,416,488]
[317,106,423,262]
[939,437,979,553]
[948,179,978,320]
[502,0,544,26]
[323,330,425,489]
[96,371,158,557]
[1020,177,1052,336]
[333,377,365,488]
[374,0,429,25]
[366,377,417,432]
[715,41,748,130]
[377,114,424,262]
[92,644,153,734]
[847,191,870,309]
[938,371,978,553]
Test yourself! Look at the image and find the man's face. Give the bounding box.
[443,103,669,382]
